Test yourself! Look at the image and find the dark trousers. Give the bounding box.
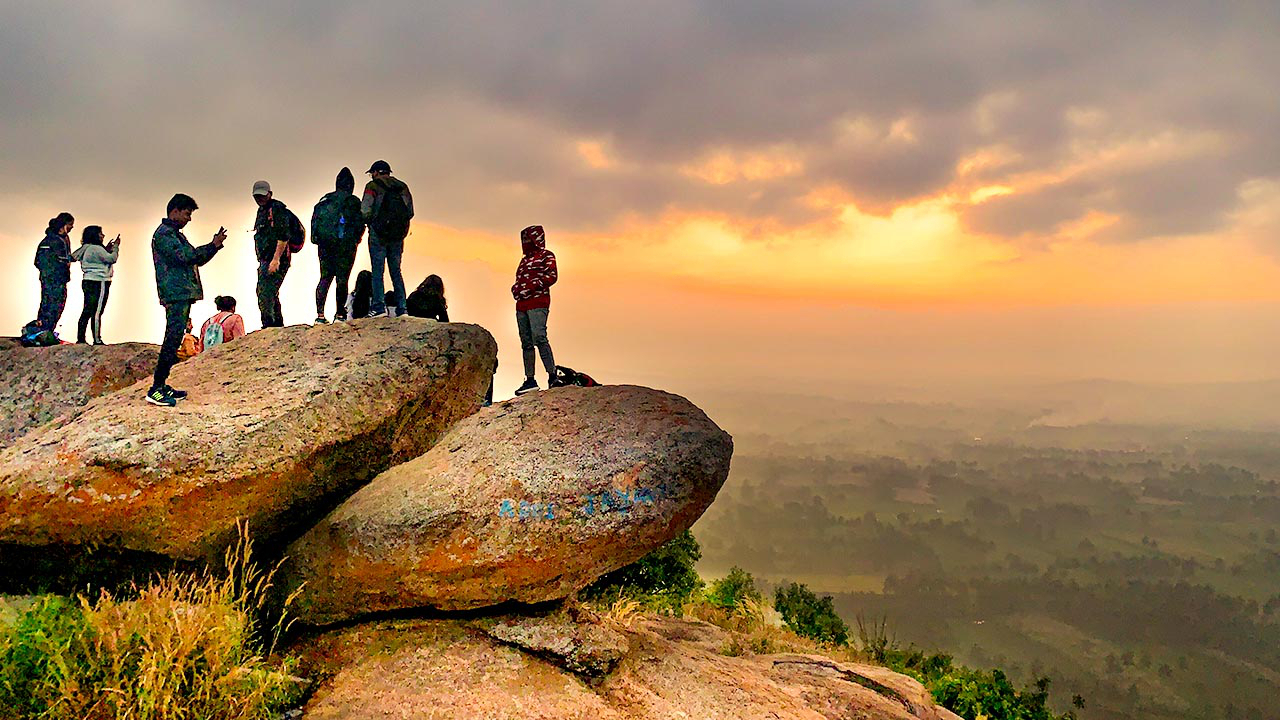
[36,278,68,333]
[256,260,288,328]
[369,232,406,316]
[77,279,111,343]
[316,244,357,317]
[152,302,191,391]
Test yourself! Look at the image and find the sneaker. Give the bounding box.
[145,387,177,407]
[514,378,540,395]
[364,310,382,319]
[334,313,347,323]
[315,315,329,325]
[163,385,188,401]
[92,340,105,346]
[549,377,569,389]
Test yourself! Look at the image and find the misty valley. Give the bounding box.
[694,388,1280,720]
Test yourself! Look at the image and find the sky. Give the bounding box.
[3,1,1279,401]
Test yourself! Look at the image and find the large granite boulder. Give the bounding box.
[284,386,733,624]
[293,614,962,720]
[0,318,496,582]
[0,340,158,444]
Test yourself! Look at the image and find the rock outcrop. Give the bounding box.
[0,340,158,444]
[293,613,962,720]
[0,318,496,579]
[284,386,733,624]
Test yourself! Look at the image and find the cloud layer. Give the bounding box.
[2,1,1277,245]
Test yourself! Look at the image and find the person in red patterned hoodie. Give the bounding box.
[511,225,562,395]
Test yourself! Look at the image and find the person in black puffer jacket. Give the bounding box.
[33,212,75,334]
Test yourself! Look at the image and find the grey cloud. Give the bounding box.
[0,0,1276,243]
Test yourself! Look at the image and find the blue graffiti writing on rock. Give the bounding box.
[499,482,670,521]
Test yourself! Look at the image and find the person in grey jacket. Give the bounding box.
[71,226,121,345]
[146,194,226,407]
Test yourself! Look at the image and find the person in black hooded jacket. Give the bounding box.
[311,167,365,322]
[32,212,75,334]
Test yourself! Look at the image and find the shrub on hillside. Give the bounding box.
[584,530,704,610]
[706,566,763,609]
[774,581,850,646]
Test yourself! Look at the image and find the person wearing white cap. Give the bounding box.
[252,180,292,327]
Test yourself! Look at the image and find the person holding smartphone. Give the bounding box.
[146,193,227,407]
[71,227,120,344]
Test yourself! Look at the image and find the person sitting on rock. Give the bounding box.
[406,274,449,322]
[346,270,373,320]
[176,318,201,361]
[512,225,562,395]
[146,193,226,407]
[200,295,246,349]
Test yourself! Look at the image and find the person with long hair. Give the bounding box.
[33,212,75,334]
[346,270,374,320]
[71,226,121,344]
[406,274,449,321]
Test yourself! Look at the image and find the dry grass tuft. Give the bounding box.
[0,520,305,720]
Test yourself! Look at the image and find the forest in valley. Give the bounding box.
[692,385,1280,720]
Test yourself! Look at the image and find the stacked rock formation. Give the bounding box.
[0,318,733,626]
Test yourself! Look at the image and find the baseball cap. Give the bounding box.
[251,180,272,196]
[366,160,392,174]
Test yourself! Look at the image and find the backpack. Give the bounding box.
[285,208,306,253]
[312,194,361,245]
[19,322,59,347]
[202,313,232,349]
[372,183,411,241]
[554,365,600,388]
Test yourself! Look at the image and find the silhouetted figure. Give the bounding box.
[512,225,560,395]
[72,225,120,345]
[33,212,75,335]
[361,160,414,317]
[312,167,365,323]
[252,180,292,328]
[406,274,449,322]
[147,194,226,407]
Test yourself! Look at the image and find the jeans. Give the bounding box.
[516,307,555,380]
[369,232,406,316]
[256,260,289,328]
[316,244,357,317]
[77,279,111,343]
[36,278,68,333]
[152,302,191,390]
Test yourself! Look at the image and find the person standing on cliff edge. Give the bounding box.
[146,193,226,407]
[512,224,563,395]
[360,160,413,318]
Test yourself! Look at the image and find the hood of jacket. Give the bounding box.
[336,167,355,195]
[520,225,545,257]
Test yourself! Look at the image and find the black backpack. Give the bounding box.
[312,194,362,245]
[554,365,600,388]
[372,183,411,241]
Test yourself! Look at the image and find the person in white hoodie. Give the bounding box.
[71,225,121,345]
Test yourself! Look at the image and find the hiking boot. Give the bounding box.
[314,315,329,325]
[145,387,177,407]
[514,378,540,395]
[164,385,188,401]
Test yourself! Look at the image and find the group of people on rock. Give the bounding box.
[26,160,563,408]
